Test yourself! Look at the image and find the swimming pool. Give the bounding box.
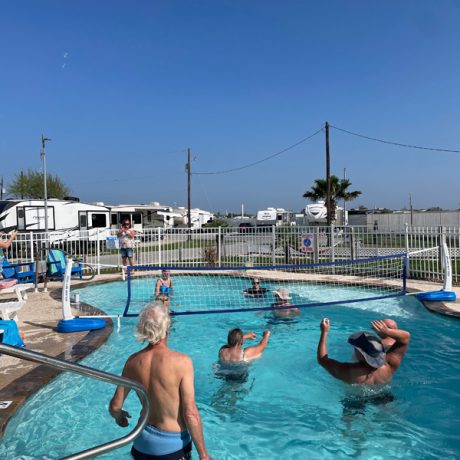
[2,277,460,459]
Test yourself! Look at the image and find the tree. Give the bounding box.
[303,175,362,223]
[7,169,70,199]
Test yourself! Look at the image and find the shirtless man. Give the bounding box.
[219,328,271,363]
[271,288,301,318]
[109,302,212,460]
[317,318,410,385]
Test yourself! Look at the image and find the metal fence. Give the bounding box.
[2,225,458,284]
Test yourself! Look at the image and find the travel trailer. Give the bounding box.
[256,207,294,227]
[304,200,347,225]
[177,207,214,229]
[109,203,186,231]
[0,199,110,240]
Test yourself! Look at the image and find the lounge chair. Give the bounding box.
[46,249,95,281]
[1,258,36,284]
[0,279,34,301]
[0,301,25,323]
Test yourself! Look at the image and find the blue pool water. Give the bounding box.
[1,277,460,459]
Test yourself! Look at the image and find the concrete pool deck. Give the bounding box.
[0,274,459,438]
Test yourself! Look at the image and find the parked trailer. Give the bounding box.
[0,199,110,241]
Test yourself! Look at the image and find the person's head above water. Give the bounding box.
[273,287,291,301]
[252,278,260,286]
[227,328,244,347]
[136,301,171,344]
[348,332,386,368]
[161,269,170,279]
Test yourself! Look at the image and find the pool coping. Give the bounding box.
[0,275,458,441]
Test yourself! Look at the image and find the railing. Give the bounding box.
[0,343,150,460]
[2,224,460,283]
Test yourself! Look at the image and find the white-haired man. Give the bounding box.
[109,302,213,460]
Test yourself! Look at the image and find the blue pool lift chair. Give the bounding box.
[1,258,36,284]
[46,249,95,281]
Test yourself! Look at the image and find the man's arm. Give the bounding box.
[109,361,132,427]
[243,330,270,360]
[371,320,410,370]
[180,357,212,460]
[317,318,368,384]
[0,231,17,250]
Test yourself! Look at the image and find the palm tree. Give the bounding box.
[303,175,362,223]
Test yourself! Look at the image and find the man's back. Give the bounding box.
[125,343,190,432]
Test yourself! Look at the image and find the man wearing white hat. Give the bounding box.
[317,318,410,385]
[271,287,301,318]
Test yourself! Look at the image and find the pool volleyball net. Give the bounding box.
[123,253,407,316]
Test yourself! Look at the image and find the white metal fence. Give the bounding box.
[1,225,458,284]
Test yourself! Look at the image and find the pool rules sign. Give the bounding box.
[300,233,314,253]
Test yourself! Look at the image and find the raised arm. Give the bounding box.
[371,320,410,371]
[155,279,161,296]
[243,330,271,361]
[0,231,17,250]
[180,356,212,460]
[317,318,368,384]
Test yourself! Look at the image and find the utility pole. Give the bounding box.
[409,193,413,226]
[325,121,331,225]
[343,168,346,226]
[40,134,51,237]
[0,176,3,200]
[187,147,191,233]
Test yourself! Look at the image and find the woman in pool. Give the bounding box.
[243,278,268,298]
[155,269,174,297]
[219,328,271,363]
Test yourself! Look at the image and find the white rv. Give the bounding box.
[0,199,110,239]
[178,207,214,229]
[256,207,294,227]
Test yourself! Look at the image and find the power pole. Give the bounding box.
[343,168,346,226]
[187,147,191,232]
[0,176,3,200]
[40,134,51,237]
[325,121,331,225]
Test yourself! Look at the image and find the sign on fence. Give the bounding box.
[106,236,119,250]
[300,233,314,253]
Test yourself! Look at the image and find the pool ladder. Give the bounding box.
[0,343,151,459]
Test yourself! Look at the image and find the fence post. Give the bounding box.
[350,226,355,260]
[439,226,444,275]
[96,230,101,276]
[158,229,162,267]
[330,224,335,262]
[272,226,276,266]
[218,227,222,267]
[314,227,319,263]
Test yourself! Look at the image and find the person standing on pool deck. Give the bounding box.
[317,318,410,385]
[155,269,174,297]
[109,302,213,460]
[118,219,136,272]
[219,328,271,363]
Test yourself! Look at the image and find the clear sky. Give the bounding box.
[1,1,460,214]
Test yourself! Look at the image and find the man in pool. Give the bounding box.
[109,302,213,460]
[271,288,301,318]
[317,318,410,385]
[219,328,271,362]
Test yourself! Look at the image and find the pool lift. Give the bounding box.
[57,256,120,333]
[415,235,456,302]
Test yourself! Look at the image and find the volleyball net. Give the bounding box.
[123,253,408,316]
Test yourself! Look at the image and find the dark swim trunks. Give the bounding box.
[131,444,191,460]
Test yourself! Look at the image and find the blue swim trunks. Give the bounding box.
[132,424,192,460]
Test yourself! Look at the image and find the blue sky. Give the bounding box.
[1,1,460,214]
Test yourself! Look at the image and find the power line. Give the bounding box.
[193,127,323,175]
[330,124,460,153]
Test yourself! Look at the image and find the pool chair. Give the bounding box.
[46,249,95,281]
[1,258,36,284]
[0,279,34,301]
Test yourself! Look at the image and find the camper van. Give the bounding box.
[0,199,110,240]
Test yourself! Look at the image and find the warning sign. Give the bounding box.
[300,233,314,253]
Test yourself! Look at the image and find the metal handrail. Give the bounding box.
[0,343,151,460]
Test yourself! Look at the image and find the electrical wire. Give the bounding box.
[330,125,460,153]
[193,127,323,175]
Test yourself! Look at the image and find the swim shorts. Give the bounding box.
[132,425,192,460]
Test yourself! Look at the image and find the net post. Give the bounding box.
[271,226,276,266]
[218,227,222,267]
[350,227,355,260]
[404,223,410,278]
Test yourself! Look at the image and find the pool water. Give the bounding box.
[1,278,460,459]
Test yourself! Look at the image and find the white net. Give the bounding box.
[124,253,407,316]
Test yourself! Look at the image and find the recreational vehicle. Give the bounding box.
[0,199,111,240]
[256,207,294,227]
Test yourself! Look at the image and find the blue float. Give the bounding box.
[416,290,457,302]
[57,317,106,333]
